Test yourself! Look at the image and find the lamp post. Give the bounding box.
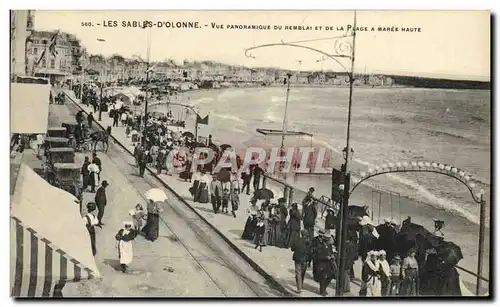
[244,11,357,297]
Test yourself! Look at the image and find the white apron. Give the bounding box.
[118,234,134,265]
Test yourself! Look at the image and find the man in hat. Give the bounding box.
[302,187,315,206]
[311,229,336,296]
[324,208,337,236]
[209,174,222,214]
[376,218,397,261]
[389,255,402,295]
[81,156,91,191]
[302,194,317,241]
[95,180,109,226]
[292,229,313,293]
[83,202,99,255]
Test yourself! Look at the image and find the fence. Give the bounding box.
[260,172,489,295]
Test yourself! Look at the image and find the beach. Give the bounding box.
[149,86,491,287]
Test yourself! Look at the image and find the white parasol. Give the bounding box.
[145,188,168,202]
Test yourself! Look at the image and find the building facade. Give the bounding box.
[26,30,85,84]
[10,10,35,79]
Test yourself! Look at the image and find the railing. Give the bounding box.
[261,171,490,295]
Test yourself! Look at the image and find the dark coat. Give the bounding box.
[292,238,313,263]
[95,186,107,207]
[92,157,102,171]
[312,238,336,279]
[288,208,302,230]
[302,203,317,228]
[325,213,338,230]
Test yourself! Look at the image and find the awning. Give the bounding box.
[10,164,100,297]
[11,83,51,134]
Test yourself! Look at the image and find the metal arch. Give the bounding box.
[349,168,483,204]
[244,42,352,76]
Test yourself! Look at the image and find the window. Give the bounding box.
[60,59,65,68]
[33,40,38,44]
[42,39,47,45]
[50,59,55,68]
[33,48,38,55]
[42,59,46,68]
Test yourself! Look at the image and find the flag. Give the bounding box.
[35,30,59,66]
[196,114,209,125]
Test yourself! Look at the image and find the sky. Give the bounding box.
[32,10,490,81]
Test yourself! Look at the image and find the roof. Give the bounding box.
[256,128,313,137]
[10,83,51,134]
[11,164,100,276]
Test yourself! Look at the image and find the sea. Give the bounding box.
[152,86,490,225]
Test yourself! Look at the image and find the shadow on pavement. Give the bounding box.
[103,258,122,271]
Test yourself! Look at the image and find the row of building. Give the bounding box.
[10,10,393,87]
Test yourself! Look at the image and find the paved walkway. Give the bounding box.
[65,92,362,297]
[49,103,283,297]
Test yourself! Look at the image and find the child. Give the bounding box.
[221,188,230,214]
[388,255,402,296]
[129,204,147,232]
[125,125,131,138]
[254,216,266,252]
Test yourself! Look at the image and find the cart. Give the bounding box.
[47,127,67,138]
[47,148,75,164]
[52,162,82,202]
[44,137,69,148]
[61,122,78,138]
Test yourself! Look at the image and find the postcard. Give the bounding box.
[10,10,490,298]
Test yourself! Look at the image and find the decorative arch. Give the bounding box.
[350,161,486,203]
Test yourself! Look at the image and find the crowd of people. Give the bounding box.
[76,89,462,297]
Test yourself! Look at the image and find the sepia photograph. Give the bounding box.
[9,9,491,298]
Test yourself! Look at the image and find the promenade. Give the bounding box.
[63,90,361,297]
[62,89,480,297]
[49,101,284,297]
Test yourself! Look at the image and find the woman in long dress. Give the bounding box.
[229,173,240,218]
[361,251,383,296]
[242,200,259,240]
[285,203,302,248]
[116,221,137,273]
[141,200,163,242]
[197,170,211,203]
[190,170,201,201]
[268,203,281,247]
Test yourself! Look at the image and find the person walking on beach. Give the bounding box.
[83,202,99,256]
[292,229,312,293]
[115,221,137,273]
[94,180,109,226]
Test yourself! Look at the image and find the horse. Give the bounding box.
[89,126,112,152]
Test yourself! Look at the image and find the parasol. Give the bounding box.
[436,241,463,265]
[220,144,232,151]
[182,131,194,139]
[253,188,274,200]
[217,169,231,183]
[145,188,168,202]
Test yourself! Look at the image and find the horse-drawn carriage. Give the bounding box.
[44,137,70,148]
[47,127,67,138]
[47,148,75,164]
[50,163,82,202]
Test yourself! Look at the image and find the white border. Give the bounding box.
[2,1,498,307]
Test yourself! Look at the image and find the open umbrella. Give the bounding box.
[220,144,232,151]
[182,131,194,139]
[217,169,231,183]
[253,188,274,200]
[436,241,463,265]
[145,188,168,202]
